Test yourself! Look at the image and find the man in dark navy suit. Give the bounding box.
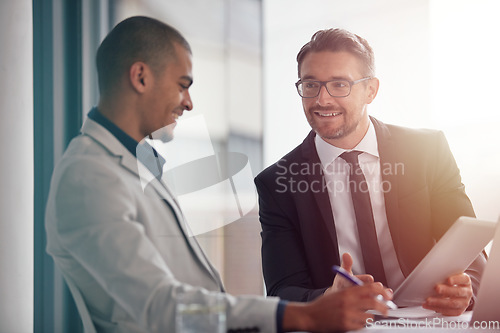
[256,28,486,317]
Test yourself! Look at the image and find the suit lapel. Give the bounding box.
[301,131,340,262]
[146,175,225,290]
[371,117,409,276]
[81,118,224,289]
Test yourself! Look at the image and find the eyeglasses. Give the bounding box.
[295,77,372,98]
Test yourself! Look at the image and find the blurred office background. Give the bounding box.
[1,0,500,331]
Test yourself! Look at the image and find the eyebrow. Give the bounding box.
[301,75,350,81]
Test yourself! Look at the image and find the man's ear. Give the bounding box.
[129,62,149,93]
[366,77,379,104]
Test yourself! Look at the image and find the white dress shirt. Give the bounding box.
[315,120,405,289]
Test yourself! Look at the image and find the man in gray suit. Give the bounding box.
[45,16,392,332]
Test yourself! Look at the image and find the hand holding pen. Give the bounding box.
[326,253,376,294]
[332,265,398,310]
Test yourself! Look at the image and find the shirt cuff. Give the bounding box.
[276,300,288,333]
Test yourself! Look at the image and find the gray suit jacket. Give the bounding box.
[46,117,278,332]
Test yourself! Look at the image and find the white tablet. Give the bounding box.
[471,217,500,323]
[393,216,497,307]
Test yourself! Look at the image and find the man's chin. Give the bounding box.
[150,123,176,143]
[313,125,346,140]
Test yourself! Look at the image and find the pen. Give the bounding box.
[332,265,398,310]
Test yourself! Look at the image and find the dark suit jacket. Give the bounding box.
[255,117,486,302]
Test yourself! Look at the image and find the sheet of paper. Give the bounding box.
[387,306,437,318]
[384,306,472,322]
[367,306,437,319]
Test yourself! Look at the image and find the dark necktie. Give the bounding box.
[340,151,388,286]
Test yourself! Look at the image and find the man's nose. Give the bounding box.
[316,85,334,106]
[183,92,193,111]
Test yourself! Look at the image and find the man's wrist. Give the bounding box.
[281,302,313,332]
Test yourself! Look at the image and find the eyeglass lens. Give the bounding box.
[298,80,351,98]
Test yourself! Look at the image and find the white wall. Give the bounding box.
[429,0,500,221]
[263,0,431,164]
[263,0,500,221]
[0,1,34,332]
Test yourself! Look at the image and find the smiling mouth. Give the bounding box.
[173,112,183,120]
[314,111,342,117]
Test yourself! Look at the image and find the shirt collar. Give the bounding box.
[87,107,166,180]
[315,119,379,168]
[87,107,139,158]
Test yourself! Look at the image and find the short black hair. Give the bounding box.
[296,28,374,78]
[96,16,191,96]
